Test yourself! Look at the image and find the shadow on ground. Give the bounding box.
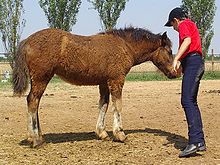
[20,128,187,150]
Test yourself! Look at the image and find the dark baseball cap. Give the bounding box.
[165,7,187,27]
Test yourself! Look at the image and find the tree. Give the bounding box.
[0,0,25,68]
[88,0,129,31]
[39,0,82,32]
[181,0,217,58]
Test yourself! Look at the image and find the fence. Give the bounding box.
[0,62,11,82]
[0,52,9,57]
[130,61,220,73]
[1,60,220,80]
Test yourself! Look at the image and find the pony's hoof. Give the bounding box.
[19,138,33,146]
[96,130,110,141]
[113,131,127,142]
[32,139,46,148]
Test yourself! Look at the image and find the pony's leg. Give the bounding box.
[26,80,49,148]
[108,77,126,142]
[96,84,110,140]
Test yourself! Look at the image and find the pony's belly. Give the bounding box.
[56,73,106,86]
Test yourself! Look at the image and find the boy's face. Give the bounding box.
[171,18,179,32]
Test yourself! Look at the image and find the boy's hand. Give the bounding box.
[172,58,180,73]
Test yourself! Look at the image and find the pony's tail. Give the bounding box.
[12,40,29,97]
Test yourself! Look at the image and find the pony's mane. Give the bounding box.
[100,27,171,46]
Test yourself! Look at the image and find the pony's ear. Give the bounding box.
[161,32,167,47]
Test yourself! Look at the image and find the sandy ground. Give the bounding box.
[0,80,220,165]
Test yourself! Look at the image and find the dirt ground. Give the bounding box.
[0,80,220,165]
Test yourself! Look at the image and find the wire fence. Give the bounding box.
[1,60,220,81]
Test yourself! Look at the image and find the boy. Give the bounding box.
[165,7,206,158]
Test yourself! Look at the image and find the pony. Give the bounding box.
[13,27,179,148]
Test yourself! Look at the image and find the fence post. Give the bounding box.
[211,49,214,72]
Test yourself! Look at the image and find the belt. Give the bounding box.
[188,52,201,57]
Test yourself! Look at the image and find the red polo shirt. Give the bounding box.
[178,19,202,60]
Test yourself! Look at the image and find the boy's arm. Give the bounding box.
[173,37,191,72]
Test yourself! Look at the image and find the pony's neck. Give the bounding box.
[131,41,160,66]
[103,27,162,66]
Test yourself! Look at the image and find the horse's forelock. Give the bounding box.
[165,36,172,48]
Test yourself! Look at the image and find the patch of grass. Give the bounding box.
[205,56,220,61]
[0,80,12,91]
[126,72,170,81]
[203,71,220,80]
[50,76,64,83]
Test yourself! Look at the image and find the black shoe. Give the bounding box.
[179,142,206,158]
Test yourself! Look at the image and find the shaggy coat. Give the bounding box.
[13,27,178,148]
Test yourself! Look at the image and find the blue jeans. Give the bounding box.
[181,53,205,144]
